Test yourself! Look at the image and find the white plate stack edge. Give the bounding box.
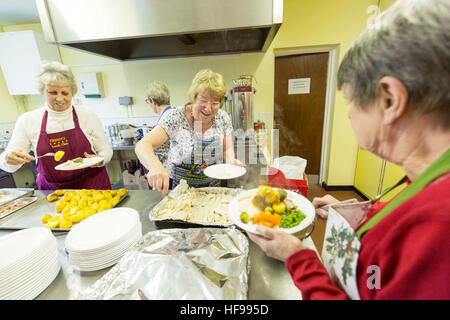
[64,207,142,272]
[0,227,61,300]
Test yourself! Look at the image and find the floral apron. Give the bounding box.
[322,148,450,299]
[172,129,222,189]
[35,108,111,190]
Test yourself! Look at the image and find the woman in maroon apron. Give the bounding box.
[1,61,112,190]
[36,108,111,190]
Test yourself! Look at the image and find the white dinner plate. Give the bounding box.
[0,227,52,272]
[67,224,141,258]
[0,248,58,295]
[228,188,315,235]
[68,231,141,262]
[203,164,246,180]
[54,156,104,171]
[8,258,60,300]
[65,208,140,252]
[0,240,56,284]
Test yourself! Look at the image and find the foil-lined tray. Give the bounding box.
[0,197,38,220]
[74,228,250,300]
[0,188,34,206]
[148,182,242,227]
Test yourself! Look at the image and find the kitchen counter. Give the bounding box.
[0,187,318,300]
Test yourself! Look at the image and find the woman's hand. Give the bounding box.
[247,225,306,262]
[312,195,340,219]
[84,152,103,167]
[229,158,246,167]
[6,150,35,165]
[147,164,170,197]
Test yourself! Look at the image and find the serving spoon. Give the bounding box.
[35,152,56,159]
[36,150,65,161]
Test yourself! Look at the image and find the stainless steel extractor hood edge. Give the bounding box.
[35,0,283,61]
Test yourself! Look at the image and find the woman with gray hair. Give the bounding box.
[248,0,450,299]
[0,61,112,190]
[144,81,172,169]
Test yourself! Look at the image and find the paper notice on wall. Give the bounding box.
[288,78,311,95]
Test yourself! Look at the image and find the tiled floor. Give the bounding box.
[306,184,366,254]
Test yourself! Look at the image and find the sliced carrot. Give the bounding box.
[252,212,282,227]
[259,220,274,228]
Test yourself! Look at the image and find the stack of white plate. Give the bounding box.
[65,208,142,272]
[0,227,60,300]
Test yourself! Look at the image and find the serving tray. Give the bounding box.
[0,190,128,232]
[0,197,38,220]
[0,188,34,206]
[149,186,241,228]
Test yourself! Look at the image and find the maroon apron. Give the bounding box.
[35,108,111,190]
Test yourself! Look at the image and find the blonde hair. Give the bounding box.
[35,61,77,95]
[188,69,226,106]
[145,81,170,106]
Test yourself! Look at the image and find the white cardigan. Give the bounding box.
[0,105,113,173]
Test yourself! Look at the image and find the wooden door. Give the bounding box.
[274,52,329,175]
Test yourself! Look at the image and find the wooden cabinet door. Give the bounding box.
[274,52,329,175]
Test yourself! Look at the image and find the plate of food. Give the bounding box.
[203,163,246,180]
[55,156,104,171]
[228,185,315,236]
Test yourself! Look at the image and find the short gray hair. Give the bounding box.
[35,61,77,95]
[145,81,170,106]
[337,0,450,128]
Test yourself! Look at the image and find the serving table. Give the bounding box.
[0,165,319,300]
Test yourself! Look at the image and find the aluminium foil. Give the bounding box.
[74,227,250,300]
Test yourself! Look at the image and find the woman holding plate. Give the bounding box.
[135,68,244,196]
[248,0,450,299]
[0,61,112,190]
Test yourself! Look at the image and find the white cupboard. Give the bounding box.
[0,30,61,95]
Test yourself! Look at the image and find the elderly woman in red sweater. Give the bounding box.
[248,0,450,300]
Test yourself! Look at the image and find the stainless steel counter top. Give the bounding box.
[0,187,316,300]
[112,145,136,151]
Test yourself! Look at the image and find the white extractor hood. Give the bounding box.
[35,0,283,61]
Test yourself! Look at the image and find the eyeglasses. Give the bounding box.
[197,98,220,107]
[145,97,152,104]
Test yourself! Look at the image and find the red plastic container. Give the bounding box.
[267,167,308,198]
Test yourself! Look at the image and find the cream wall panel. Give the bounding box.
[354,149,383,199]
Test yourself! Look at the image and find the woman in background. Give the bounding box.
[144,80,172,169]
[0,61,112,190]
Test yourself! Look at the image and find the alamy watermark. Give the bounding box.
[189,119,280,172]
[367,265,381,290]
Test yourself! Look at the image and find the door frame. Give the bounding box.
[273,44,340,185]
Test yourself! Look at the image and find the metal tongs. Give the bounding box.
[319,198,358,212]
[319,175,408,212]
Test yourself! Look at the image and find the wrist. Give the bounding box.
[148,158,164,172]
